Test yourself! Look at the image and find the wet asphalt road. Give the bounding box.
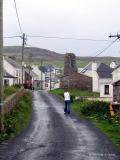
[0,91,120,160]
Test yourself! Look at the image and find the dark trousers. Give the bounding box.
[64,100,70,113]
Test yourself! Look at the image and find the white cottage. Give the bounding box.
[81,62,113,98]
[32,65,46,90]
[3,57,21,86]
[3,70,16,86]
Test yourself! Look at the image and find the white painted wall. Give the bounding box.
[54,81,60,89]
[32,66,45,81]
[32,66,46,89]
[83,70,92,77]
[99,79,113,98]
[3,57,21,85]
[92,62,99,92]
[110,62,117,69]
[112,67,120,82]
[3,78,14,86]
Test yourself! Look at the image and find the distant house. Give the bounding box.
[60,73,92,91]
[3,70,16,86]
[4,56,39,88]
[110,61,120,69]
[112,65,120,83]
[112,65,120,102]
[80,62,113,97]
[32,65,45,90]
[39,65,61,90]
[3,57,21,85]
[23,67,38,89]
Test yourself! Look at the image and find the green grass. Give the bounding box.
[4,85,21,100]
[0,91,32,142]
[93,120,120,150]
[50,88,99,99]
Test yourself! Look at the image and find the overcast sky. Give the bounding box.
[3,0,120,57]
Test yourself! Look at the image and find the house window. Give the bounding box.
[4,79,9,86]
[45,83,48,87]
[104,85,109,95]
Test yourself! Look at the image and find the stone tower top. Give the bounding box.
[64,53,77,76]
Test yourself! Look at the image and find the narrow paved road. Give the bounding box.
[0,91,120,160]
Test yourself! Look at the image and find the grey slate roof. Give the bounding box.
[81,62,113,79]
[81,62,100,73]
[5,57,21,68]
[97,63,113,78]
[24,68,38,77]
[39,65,54,73]
[4,70,16,78]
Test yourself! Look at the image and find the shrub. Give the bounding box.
[79,100,109,117]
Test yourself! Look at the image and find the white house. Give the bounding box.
[3,57,22,86]
[45,68,61,90]
[32,65,46,90]
[80,62,113,98]
[112,65,120,83]
[110,61,120,69]
[99,79,113,98]
[3,70,16,86]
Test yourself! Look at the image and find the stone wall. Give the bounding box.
[75,96,112,102]
[4,88,25,114]
[60,73,92,91]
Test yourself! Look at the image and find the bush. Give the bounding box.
[79,100,109,117]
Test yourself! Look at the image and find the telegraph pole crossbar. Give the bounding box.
[109,33,120,39]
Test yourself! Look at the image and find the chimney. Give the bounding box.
[92,62,99,92]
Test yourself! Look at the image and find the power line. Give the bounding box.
[94,38,118,57]
[13,0,23,34]
[3,36,20,39]
[3,34,113,42]
[27,35,111,42]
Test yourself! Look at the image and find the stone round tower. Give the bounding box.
[64,53,77,76]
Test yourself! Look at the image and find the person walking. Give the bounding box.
[64,89,71,114]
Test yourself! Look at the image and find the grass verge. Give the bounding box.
[72,100,120,150]
[50,89,120,151]
[50,88,99,99]
[0,91,32,142]
[4,85,21,100]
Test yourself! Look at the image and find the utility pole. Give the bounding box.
[40,59,43,90]
[50,68,51,90]
[0,0,4,131]
[28,48,32,75]
[48,65,53,90]
[21,33,26,85]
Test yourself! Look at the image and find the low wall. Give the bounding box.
[75,96,113,102]
[4,88,25,114]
